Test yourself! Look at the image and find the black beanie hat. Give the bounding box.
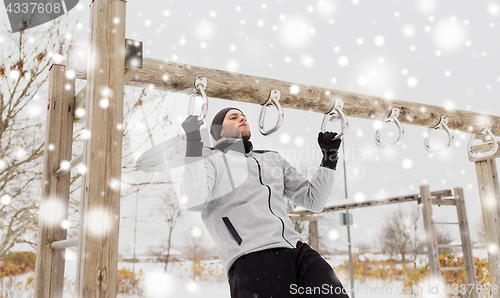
[210,107,243,141]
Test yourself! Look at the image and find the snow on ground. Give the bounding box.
[56,249,492,297]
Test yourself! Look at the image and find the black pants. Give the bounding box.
[228,241,350,298]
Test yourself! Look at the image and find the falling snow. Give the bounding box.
[1,195,11,205]
[402,158,413,169]
[294,137,305,147]
[328,229,339,240]
[354,192,365,202]
[338,56,349,67]
[279,16,311,48]
[191,226,202,238]
[11,2,498,295]
[280,133,291,144]
[433,19,466,51]
[407,76,418,87]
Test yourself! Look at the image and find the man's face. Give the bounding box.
[220,109,251,140]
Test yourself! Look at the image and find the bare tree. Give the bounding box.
[0,15,83,258]
[378,205,425,263]
[183,229,209,261]
[154,188,183,272]
[378,204,454,264]
[0,12,180,258]
[317,212,341,254]
[407,205,424,267]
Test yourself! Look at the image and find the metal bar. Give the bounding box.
[439,267,467,271]
[341,141,355,298]
[55,154,83,177]
[49,238,78,250]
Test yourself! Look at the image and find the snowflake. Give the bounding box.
[402,158,413,169]
[300,54,314,68]
[433,19,466,51]
[374,35,385,46]
[279,16,311,48]
[407,76,418,87]
[280,133,291,144]
[338,56,348,67]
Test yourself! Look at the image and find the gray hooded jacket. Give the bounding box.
[180,138,336,276]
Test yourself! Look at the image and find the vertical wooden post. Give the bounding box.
[308,219,319,251]
[420,185,441,282]
[474,158,500,297]
[76,0,126,297]
[34,64,75,298]
[454,187,478,298]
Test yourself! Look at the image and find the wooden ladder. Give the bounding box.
[33,0,132,296]
[420,185,478,298]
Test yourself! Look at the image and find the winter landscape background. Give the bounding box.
[1,0,500,297]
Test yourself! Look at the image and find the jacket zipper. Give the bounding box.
[252,156,294,248]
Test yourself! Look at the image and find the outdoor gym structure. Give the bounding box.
[34,0,500,297]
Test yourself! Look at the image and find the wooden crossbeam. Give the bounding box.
[291,189,453,215]
[67,54,500,136]
[288,214,318,221]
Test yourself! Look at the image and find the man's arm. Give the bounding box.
[281,155,336,212]
[281,131,341,212]
[181,152,216,212]
[179,115,215,212]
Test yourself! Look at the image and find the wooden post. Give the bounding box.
[308,219,319,251]
[75,0,126,296]
[474,158,500,297]
[34,64,75,298]
[454,187,478,298]
[420,185,441,283]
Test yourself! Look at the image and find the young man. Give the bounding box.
[181,107,349,298]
